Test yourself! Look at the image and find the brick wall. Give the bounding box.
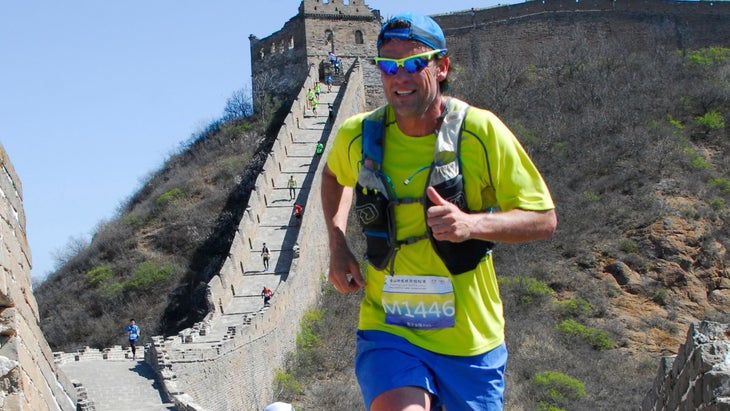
[0,143,76,411]
[434,0,730,69]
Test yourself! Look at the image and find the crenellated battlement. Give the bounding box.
[249,0,380,105]
[300,0,376,18]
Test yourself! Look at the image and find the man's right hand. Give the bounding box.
[321,165,364,293]
[328,238,365,294]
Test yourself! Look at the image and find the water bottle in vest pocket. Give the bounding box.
[355,184,395,270]
[355,161,395,271]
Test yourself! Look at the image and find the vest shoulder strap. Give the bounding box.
[361,100,471,169]
[361,105,388,166]
[428,98,470,188]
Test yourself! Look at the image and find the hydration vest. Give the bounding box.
[354,99,495,275]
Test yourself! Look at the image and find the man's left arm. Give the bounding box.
[426,187,557,243]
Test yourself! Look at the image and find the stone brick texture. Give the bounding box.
[642,321,730,410]
[0,143,76,411]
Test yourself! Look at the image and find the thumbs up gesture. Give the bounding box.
[426,187,473,243]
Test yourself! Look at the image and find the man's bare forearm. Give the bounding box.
[321,165,353,247]
[426,187,557,243]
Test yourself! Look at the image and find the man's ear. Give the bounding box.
[436,56,449,82]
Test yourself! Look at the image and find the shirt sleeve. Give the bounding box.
[488,115,554,211]
[464,107,555,212]
[326,113,368,188]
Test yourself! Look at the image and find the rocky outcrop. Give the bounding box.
[642,321,730,410]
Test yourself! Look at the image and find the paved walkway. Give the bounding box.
[61,358,175,411]
[59,85,339,410]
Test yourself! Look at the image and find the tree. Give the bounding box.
[223,87,254,120]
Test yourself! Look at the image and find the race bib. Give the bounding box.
[382,275,455,329]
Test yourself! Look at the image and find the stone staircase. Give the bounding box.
[58,82,342,411]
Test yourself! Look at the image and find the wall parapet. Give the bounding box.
[0,143,77,411]
[53,345,145,365]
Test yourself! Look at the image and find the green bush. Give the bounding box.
[122,211,151,229]
[86,265,114,286]
[556,298,592,318]
[510,120,539,146]
[685,46,730,66]
[273,369,303,398]
[531,370,586,410]
[215,154,253,183]
[695,110,725,130]
[709,178,730,195]
[693,156,713,170]
[619,238,639,253]
[297,308,323,351]
[86,266,127,299]
[125,261,172,289]
[556,319,613,350]
[710,198,725,211]
[223,154,251,173]
[499,276,554,305]
[684,147,713,170]
[652,286,671,306]
[551,141,567,154]
[156,188,186,207]
[667,115,685,130]
[223,121,254,135]
[680,206,698,219]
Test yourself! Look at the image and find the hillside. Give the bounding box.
[446,17,730,353]
[34,93,293,351]
[276,16,730,411]
[278,44,729,411]
[34,3,729,410]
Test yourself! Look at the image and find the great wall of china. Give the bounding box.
[2,1,730,409]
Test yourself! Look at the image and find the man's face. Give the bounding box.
[378,39,448,121]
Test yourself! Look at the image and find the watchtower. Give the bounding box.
[249,0,382,104]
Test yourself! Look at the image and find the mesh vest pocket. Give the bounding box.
[355,183,394,271]
[427,176,493,274]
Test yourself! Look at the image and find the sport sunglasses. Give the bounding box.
[373,49,447,75]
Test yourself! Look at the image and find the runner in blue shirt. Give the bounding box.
[125,319,140,360]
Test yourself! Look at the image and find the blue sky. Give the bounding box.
[1,0,514,281]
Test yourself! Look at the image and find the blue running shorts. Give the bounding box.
[355,330,507,410]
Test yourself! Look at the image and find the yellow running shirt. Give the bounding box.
[326,98,554,356]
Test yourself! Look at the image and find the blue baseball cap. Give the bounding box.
[377,12,446,51]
